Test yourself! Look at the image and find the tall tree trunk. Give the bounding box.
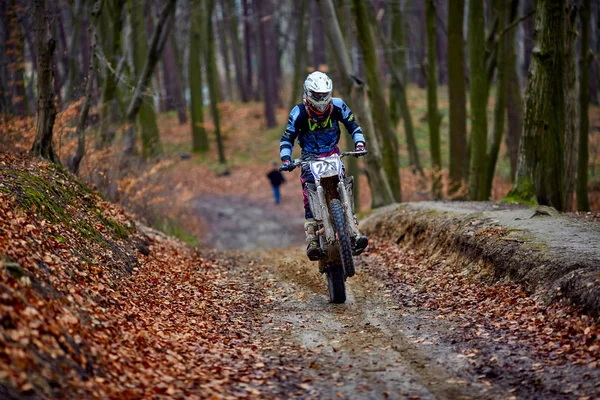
[98,0,124,145]
[7,0,28,116]
[564,1,578,211]
[289,0,308,109]
[31,0,59,164]
[223,0,248,102]
[426,0,442,199]
[125,0,161,157]
[204,0,226,164]
[353,0,402,202]
[162,37,187,124]
[504,0,523,182]
[317,0,395,207]
[448,0,468,196]
[577,0,591,211]
[64,0,83,102]
[436,0,448,85]
[333,0,360,205]
[312,0,327,70]
[216,8,233,101]
[242,0,254,100]
[389,0,423,175]
[70,0,103,174]
[257,0,276,127]
[467,0,488,200]
[521,0,536,79]
[508,0,565,210]
[123,0,176,156]
[483,0,508,200]
[189,0,209,153]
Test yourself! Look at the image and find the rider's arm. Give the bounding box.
[334,98,366,147]
[280,105,301,162]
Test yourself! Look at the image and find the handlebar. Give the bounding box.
[279,150,367,172]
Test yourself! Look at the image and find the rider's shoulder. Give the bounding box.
[331,97,347,109]
[288,104,303,121]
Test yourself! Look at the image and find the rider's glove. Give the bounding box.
[280,157,292,171]
[355,142,365,152]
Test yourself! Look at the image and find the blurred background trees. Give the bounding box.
[1,0,599,211]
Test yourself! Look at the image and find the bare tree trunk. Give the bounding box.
[436,0,448,85]
[467,0,488,200]
[505,0,523,182]
[483,0,508,200]
[578,0,591,211]
[69,0,102,174]
[162,37,187,124]
[0,5,8,115]
[98,0,124,145]
[317,0,395,207]
[204,0,226,165]
[521,0,536,79]
[353,0,402,202]
[189,0,209,153]
[509,0,566,210]
[215,7,233,101]
[128,0,161,158]
[334,0,360,205]
[564,1,578,211]
[7,0,27,116]
[31,0,59,164]
[123,0,176,156]
[426,0,442,199]
[312,0,327,70]
[448,0,468,196]
[257,0,276,127]
[242,0,254,100]
[223,0,249,102]
[289,0,308,109]
[64,0,83,102]
[389,0,423,176]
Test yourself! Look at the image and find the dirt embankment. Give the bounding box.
[361,202,600,316]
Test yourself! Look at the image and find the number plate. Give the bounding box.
[309,156,342,179]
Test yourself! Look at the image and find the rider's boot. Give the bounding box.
[353,215,369,255]
[304,219,321,261]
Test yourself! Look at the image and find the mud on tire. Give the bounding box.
[327,264,346,303]
[330,199,355,277]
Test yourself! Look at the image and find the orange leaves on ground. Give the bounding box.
[0,153,300,398]
[363,239,600,370]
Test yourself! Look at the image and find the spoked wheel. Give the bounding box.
[326,264,346,303]
[329,199,355,277]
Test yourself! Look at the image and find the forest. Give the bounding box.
[1,1,600,398]
[0,0,598,212]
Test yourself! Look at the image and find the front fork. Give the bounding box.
[338,181,360,239]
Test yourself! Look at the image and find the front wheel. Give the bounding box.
[329,199,355,277]
[326,264,346,303]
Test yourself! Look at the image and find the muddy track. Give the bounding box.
[194,197,599,399]
[250,249,499,400]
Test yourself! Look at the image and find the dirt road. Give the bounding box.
[194,197,600,399]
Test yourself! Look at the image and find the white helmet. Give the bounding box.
[303,71,333,116]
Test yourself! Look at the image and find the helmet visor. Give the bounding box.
[307,91,332,112]
[310,91,331,102]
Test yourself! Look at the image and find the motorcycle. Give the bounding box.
[280,150,367,303]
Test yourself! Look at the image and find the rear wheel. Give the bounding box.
[326,264,346,303]
[330,199,355,277]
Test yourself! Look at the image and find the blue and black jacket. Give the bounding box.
[279,98,366,161]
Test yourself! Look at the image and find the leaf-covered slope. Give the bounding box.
[0,153,303,399]
[0,153,142,397]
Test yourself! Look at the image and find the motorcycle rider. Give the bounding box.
[280,71,368,260]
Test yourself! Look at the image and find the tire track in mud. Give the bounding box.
[254,248,501,400]
[192,196,599,399]
[193,196,500,398]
